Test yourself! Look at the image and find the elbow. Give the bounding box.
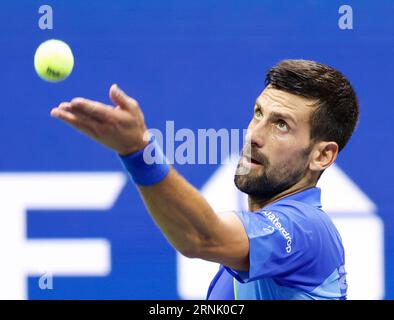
[179,247,198,259]
[178,242,201,259]
[177,236,208,259]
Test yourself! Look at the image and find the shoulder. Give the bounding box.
[267,198,331,235]
[265,199,344,259]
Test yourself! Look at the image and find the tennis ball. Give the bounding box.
[34,39,74,82]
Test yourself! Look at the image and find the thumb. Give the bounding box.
[109,84,138,110]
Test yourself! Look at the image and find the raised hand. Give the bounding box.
[50,84,149,155]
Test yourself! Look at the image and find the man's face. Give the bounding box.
[234,86,316,199]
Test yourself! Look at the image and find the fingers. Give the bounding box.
[50,103,99,138]
[68,97,113,122]
[109,84,139,110]
[51,103,76,122]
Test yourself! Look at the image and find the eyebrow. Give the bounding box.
[255,101,297,126]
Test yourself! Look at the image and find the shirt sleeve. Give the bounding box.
[225,209,313,283]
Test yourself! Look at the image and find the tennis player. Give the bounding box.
[50,60,358,300]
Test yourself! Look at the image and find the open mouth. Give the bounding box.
[250,158,261,165]
[243,156,263,168]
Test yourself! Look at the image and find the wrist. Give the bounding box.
[118,135,151,157]
[118,142,148,157]
[118,136,170,186]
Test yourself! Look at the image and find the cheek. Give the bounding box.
[267,132,295,153]
[267,139,308,166]
[269,127,310,153]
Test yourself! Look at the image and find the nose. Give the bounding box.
[246,121,266,149]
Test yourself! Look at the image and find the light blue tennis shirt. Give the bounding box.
[206,187,347,300]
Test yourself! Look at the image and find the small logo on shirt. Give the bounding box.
[262,226,275,235]
[263,211,293,253]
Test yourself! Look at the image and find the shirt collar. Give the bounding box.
[280,186,322,208]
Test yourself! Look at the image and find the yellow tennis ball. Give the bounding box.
[34,39,74,82]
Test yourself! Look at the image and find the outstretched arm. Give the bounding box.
[51,84,249,271]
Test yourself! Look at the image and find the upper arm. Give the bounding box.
[224,209,315,284]
[193,211,250,272]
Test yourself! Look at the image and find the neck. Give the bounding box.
[248,177,316,212]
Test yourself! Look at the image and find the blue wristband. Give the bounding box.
[119,136,170,186]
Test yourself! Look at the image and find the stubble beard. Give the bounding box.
[234,145,312,201]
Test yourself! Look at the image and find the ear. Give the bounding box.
[309,141,339,172]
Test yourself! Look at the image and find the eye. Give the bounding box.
[275,120,289,132]
[254,108,263,120]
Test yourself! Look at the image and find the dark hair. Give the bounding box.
[266,59,359,152]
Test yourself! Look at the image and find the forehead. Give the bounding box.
[257,86,317,121]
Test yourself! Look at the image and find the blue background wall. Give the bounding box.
[0,0,392,299]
